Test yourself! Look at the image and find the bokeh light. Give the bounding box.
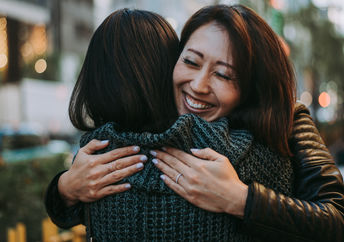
[300,91,312,107]
[21,43,34,58]
[0,17,6,29]
[0,53,7,68]
[318,92,331,107]
[21,25,47,62]
[0,17,7,70]
[34,59,47,73]
[270,0,285,10]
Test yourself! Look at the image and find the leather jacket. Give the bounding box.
[243,103,344,241]
[45,103,344,241]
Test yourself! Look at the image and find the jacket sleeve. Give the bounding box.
[44,170,84,229]
[242,103,344,242]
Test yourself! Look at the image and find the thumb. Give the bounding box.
[82,139,109,154]
[190,148,222,161]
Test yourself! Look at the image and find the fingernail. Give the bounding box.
[125,184,131,189]
[140,155,147,162]
[190,148,199,152]
[133,146,140,152]
[152,159,158,165]
[136,163,144,169]
[150,150,157,157]
[160,174,166,180]
[101,140,109,144]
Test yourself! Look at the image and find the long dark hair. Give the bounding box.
[69,9,179,133]
[180,4,296,156]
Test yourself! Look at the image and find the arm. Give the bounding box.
[243,103,344,242]
[44,140,147,228]
[153,104,344,242]
[45,170,84,228]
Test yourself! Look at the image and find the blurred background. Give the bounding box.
[0,0,343,241]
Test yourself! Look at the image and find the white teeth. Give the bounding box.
[186,95,211,109]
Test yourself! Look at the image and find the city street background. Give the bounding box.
[0,0,343,241]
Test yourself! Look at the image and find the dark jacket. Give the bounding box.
[45,103,344,241]
[242,103,344,241]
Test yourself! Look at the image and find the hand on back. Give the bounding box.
[152,147,248,218]
[58,139,147,206]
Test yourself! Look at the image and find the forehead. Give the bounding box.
[184,22,232,59]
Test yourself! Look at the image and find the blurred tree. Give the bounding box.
[0,154,68,241]
[286,3,344,123]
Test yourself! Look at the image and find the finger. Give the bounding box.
[93,145,141,165]
[152,158,186,186]
[190,147,221,161]
[88,183,132,201]
[104,154,147,173]
[160,174,188,198]
[81,139,110,154]
[161,147,199,167]
[99,162,144,186]
[151,149,191,173]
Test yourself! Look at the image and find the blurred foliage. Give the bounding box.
[245,1,344,122]
[0,153,68,242]
[287,4,344,92]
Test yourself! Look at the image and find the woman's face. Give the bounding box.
[173,22,240,122]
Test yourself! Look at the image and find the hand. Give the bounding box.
[58,139,147,206]
[152,147,248,218]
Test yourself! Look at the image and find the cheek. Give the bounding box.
[219,85,241,113]
[173,61,184,86]
[172,63,183,109]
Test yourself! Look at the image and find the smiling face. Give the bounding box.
[173,22,240,122]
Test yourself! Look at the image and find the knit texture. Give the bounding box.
[80,114,294,241]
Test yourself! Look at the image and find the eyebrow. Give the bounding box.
[186,48,234,69]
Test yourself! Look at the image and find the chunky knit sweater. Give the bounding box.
[80,114,294,242]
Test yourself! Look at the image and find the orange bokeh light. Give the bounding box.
[318,92,331,107]
[270,0,284,10]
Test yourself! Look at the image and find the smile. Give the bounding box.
[185,94,213,110]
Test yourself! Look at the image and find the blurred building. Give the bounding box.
[0,0,342,142]
[0,0,94,136]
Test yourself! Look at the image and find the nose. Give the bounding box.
[190,70,210,94]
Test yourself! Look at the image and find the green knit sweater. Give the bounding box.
[80,114,294,241]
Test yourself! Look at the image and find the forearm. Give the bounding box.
[44,171,84,228]
[243,182,344,242]
[242,103,344,241]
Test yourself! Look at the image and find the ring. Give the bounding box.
[176,173,183,184]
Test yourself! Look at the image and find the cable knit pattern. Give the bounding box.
[80,114,294,241]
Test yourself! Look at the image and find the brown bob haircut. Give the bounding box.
[180,5,296,156]
[69,9,179,133]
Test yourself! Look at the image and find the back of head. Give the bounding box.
[180,4,296,156]
[69,9,179,133]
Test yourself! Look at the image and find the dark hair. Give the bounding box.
[180,4,296,156]
[69,9,179,133]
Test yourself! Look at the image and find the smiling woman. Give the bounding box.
[45,4,344,242]
[173,22,241,122]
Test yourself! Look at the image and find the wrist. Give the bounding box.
[224,182,248,219]
[58,171,79,207]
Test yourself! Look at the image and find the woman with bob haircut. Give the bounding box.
[46,4,344,242]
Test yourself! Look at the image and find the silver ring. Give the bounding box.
[175,173,183,184]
